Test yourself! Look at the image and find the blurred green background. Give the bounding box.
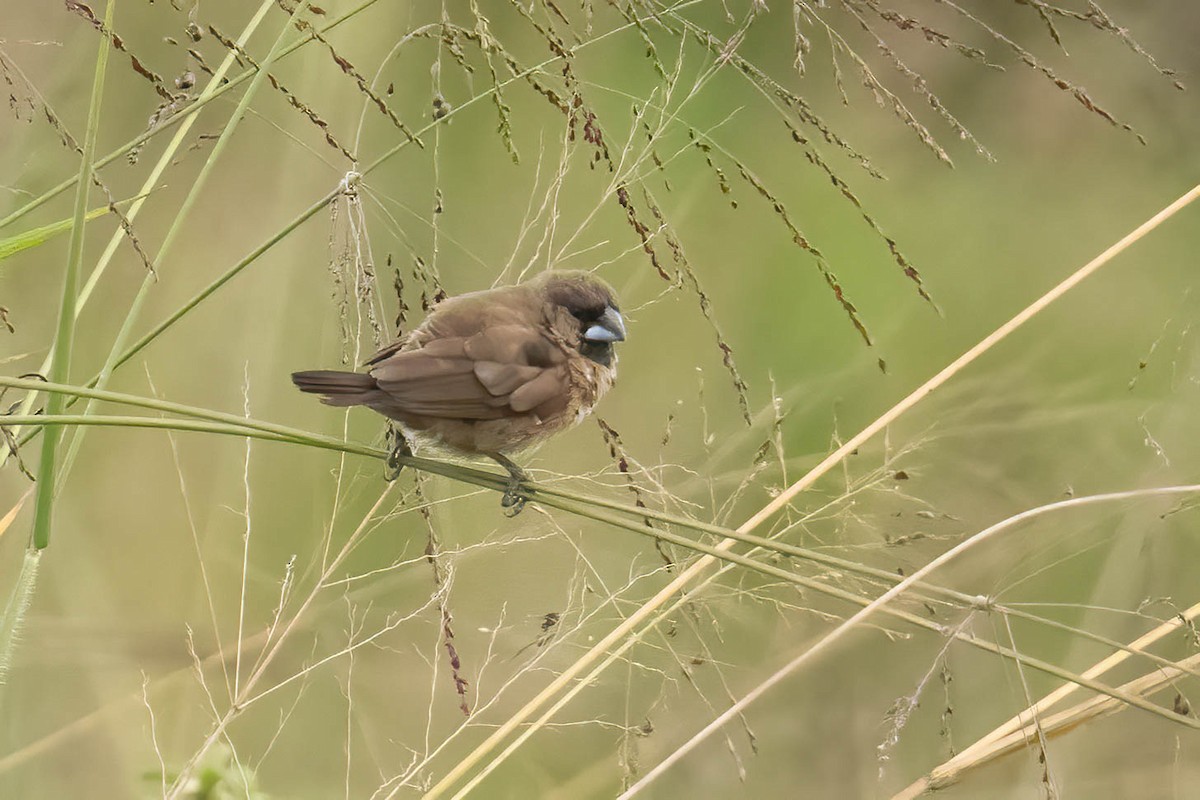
[2,1,1199,797]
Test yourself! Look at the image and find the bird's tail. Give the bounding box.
[291,370,378,407]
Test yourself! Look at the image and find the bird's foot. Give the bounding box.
[384,427,412,482]
[491,454,530,517]
[501,482,527,517]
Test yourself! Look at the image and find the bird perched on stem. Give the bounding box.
[292,270,626,515]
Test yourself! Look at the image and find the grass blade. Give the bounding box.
[0,205,109,263]
[29,0,114,550]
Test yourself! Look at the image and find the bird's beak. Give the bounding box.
[584,305,626,343]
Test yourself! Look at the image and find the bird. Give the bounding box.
[292,269,626,515]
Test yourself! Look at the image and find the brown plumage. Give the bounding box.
[292,270,626,514]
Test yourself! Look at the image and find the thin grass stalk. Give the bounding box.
[420,183,1200,799]
[618,486,1200,797]
[96,190,336,377]
[0,376,379,456]
[28,0,114,550]
[1,414,360,455]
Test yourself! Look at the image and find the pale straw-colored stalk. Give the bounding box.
[893,600,1200,798]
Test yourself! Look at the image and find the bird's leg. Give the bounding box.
[489,453,530,517]
[384,426,412,482]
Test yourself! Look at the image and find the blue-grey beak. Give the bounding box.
[584,306,626,343]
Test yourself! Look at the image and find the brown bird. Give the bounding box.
[292,270,626,514]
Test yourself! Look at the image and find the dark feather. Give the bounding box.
[292,370,377,395]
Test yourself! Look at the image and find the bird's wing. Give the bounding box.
[368,324,572,420]
[363,287,516,366]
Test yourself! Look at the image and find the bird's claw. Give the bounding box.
[501,474,530,520]
[384,428,411,482]
[384,454,403,482]
[501,484,527,517]
[492,453,530,517]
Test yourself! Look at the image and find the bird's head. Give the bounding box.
[533,270,626,368]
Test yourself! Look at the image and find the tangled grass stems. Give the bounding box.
[420,182,1200,798]
[4,9,1190,791]
[619,485,1200,797]
[8,398,1188,723]
[899,597,1200,797]
[0,0,288,464]
[0,484,495,777]
[4,420,1197,788]
[442,492,1200,800]
[11,373,1200,788]
[896,651,1200,798]
[59,0,307,488]
[0,0,387,232]
[11,397,1200,687]
[0,0,111,735]
[7,409,1143,793]
[6,374,1200,687]
[160,485,397,798]
[2,0,705,467]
